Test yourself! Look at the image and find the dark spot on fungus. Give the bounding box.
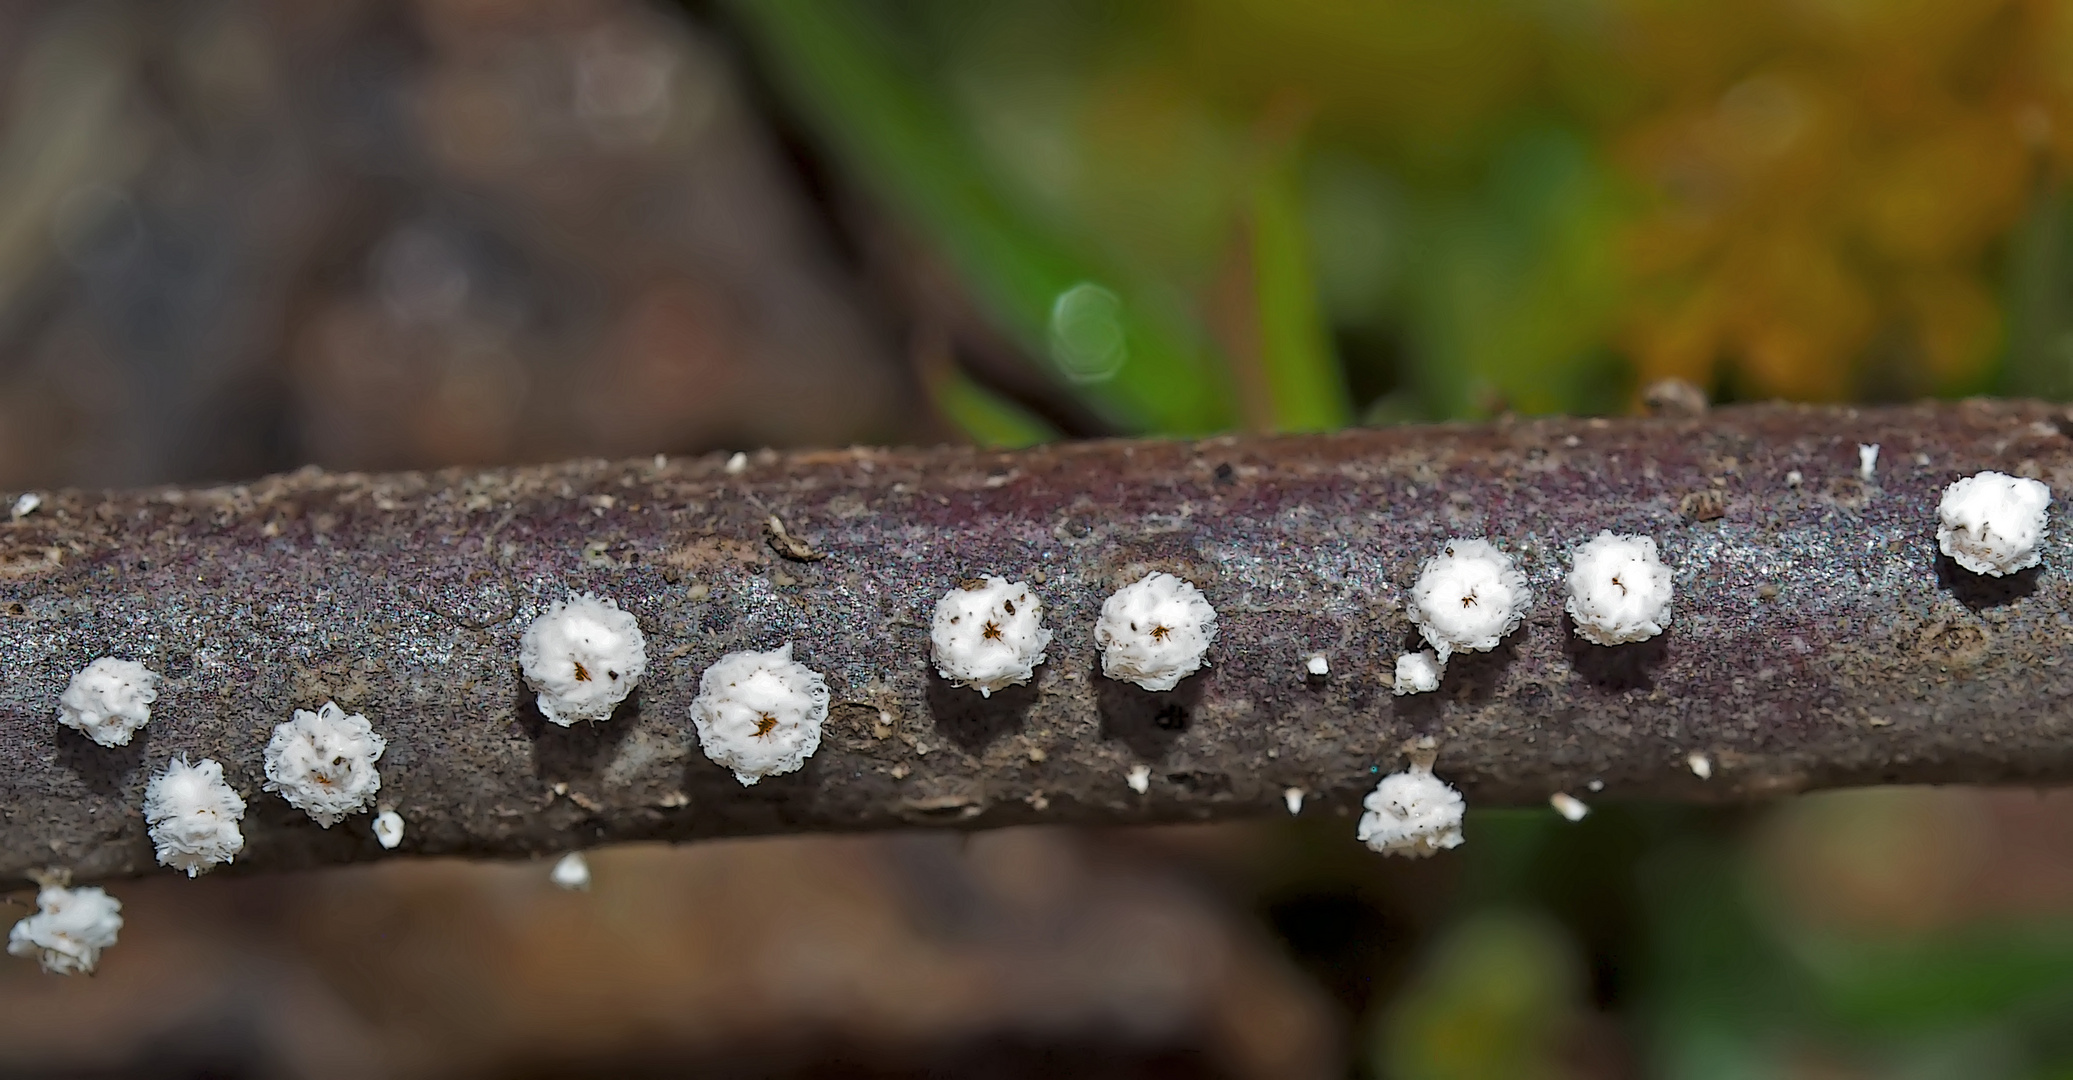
[754,713,779,738]
[1003,599,1016,615]
[573,661,591,682]
[982,621,1003,641]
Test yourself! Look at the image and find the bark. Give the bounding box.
[7,400,2073,882]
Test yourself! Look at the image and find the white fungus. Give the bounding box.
[930,576,1052,696]
[56,658,159,748]
[1858,443,1880,481]
[1126,764,1151,794]
[1357,767,1466,858]
[1305,654,1330,677]
[1550,792,1590,822]
[7,885,122,975]
[690,644,829,785]
[1409,539,1531,662]
[1785,470,1803,487]
[143,757,245,877]
[1937,471,2052,577]
[519,594,647,725]
[1587,779,1605,793]
[1564,532,1674,646]
[550,852,592,891]
[1687,752,1713,780]
[10,492,40,519]
[1393,650,1445,696]
[1284,787,1305,815]
[1094,572,1218,691]
[373,810,405,850]
[263,701,386,827]
[725,451,748,474]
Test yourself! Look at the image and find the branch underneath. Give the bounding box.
[6,401,2073,881]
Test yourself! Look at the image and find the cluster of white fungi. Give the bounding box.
[7,468,2051,974]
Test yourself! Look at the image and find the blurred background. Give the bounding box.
[4,0,2073,1076]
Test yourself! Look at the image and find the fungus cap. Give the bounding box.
[1564,532,1674,645]
[1409,540,1530,661]
[57,658,158,748]
[7,886,122,975]
[1938,471,2051,576]
[263,701,386,827]
[373,810,405,850]
[930,576,1052,696]
[1356,767,1466,858]
[1094,572,1218,691]
[690,644,829,785]
[143,756,246,876]
[519,594,647,725]
[1393,650,1445,695]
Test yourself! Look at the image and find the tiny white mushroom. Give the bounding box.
[7,885,122,975]
[930,575,1052,696]
[1126,764,1151,794]
[1564,532,1674,646]
[1393,650,1445,696]
[1357,767,1466,858]
[519,594,647,725]
[1094,572,1218,691]
[372,810,405,850]
[57,658,159,748]
[10,492,40,519]
[1283,787,1305,815]
[1937,471,2052,577]
[1305,654,1330,677]
[550,852,591,891]
[1786,469,1803,487]
[690,644,829,785]
[1687,752,1713,780]
[143,756,246,877]
[1858,443,1880,481]
[263,701,386,827]
[725,451,748,474]
[1587,779,1605,792]
[1409,539,1531,662]
[1550,792,1590,822]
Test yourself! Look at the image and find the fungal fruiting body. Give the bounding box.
[1687,752,1713,780]
[1937,471,2052,576]
[1550,793,1590,822]
[519,594,647,725]
[1393,650,1444,696]
[263,701,386,827]
[551,851,592,891]
[930,576,1052,696]
[1564,532,1674,645]
[1305,655,1329,677]
[7,886,122,975]
[1094,572,1218,691]
[373,811,405,850]
[1409,539,1531,662]
[143,757,246,877]
[1858,443,1880,481]
[1126,764,1151,794]
[1356,767,1466,858]
[57,658,159,748]
[1283,787,1305,815]
[690,644,829,785]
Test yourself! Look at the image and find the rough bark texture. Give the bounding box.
[8,400,2073,882]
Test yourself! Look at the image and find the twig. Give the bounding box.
[6,401,2073,881]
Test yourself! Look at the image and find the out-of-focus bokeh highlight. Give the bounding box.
[5,1,2073,1077]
